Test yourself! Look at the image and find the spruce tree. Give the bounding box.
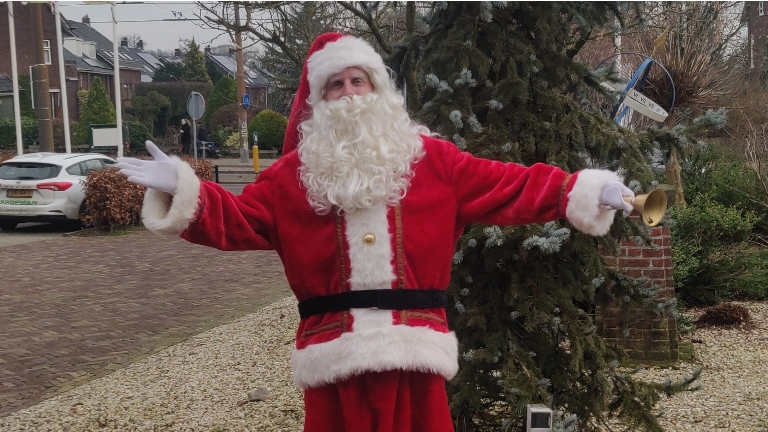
[75,77,116,145]
[415,3,696,430]
[204,76,237,127]
[182,39,212,83]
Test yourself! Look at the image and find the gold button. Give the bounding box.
[362,234,376,245]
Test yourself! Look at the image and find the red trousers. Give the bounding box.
[303,370,455,432]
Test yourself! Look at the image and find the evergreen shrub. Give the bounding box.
[204,77,237,126]
[125,121,151,154]
[209,125,234,148]
[248,109,287,152]
[0,117,38,148]
[670,196,759,305]
[75,77,116,145]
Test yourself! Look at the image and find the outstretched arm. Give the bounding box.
[441,141,633,236]
[118,141,275,250]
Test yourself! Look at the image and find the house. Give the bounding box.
[119,37,164,83]
[0,3,144,121]
[65,17,144,104]
[0,74,14,119]
[204,46,271,109]
[746,1,768,81]
[0,2,77,120]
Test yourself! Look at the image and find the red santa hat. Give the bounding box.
[282,33,391,154]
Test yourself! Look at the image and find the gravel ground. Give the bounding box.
[1,298,766,431]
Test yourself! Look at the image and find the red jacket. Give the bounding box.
[141,135,622,389]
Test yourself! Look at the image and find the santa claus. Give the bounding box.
[117,33,634,432]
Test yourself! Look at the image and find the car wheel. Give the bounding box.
[0,220,17,231]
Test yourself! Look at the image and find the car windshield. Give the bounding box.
[0,163,62,180]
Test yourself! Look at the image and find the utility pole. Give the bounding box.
[30,3,54,152]
[235,3,249,163]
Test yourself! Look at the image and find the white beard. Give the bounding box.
[298,92,426,215]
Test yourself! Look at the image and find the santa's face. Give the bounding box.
[298,89,425,215]
[324,67,374,101]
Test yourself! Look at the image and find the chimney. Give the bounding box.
[137,40,143,50]
[174,48,181,57]
[121,37,128,48]
[204,45,211,54]
[82,14,90,25]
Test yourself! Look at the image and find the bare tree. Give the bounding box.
[195,2,423,111]
[119,33,146,49]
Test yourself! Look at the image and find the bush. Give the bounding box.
[209,103,262,133]
[52,119,77,151]
[81,168,145,230]
[248,109,287,152]
[671,196,760,305]
[209,125,234,148]
[125,121,151,154]
[81,157,211,231]
[712,247,768,301]
[134,81,213,120]
[680,144,765,225]
[0,116,38,149]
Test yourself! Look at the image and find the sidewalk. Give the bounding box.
[0,229,291,417]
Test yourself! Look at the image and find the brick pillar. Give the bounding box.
[599,219,679,362]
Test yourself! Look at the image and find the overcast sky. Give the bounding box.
[58,1,234,53]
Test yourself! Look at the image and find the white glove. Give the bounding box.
[599,180,634,217]
[117,141,178,195]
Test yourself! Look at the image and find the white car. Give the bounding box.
[0,152,117,230]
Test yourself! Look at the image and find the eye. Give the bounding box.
[328,80,343,89]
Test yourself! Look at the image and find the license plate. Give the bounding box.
[6,189,33,198]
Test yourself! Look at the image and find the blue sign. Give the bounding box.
[242,93,251,109]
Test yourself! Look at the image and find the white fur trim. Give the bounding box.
[565,169,620,236]
[345,203,397,331]
[307,36,389,101]
[141,157,201,235]
[291,325,459,389]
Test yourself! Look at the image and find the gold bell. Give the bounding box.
[362,234,376,245]
[622,188,668,227]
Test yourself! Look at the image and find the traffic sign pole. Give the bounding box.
[187,91,206,164]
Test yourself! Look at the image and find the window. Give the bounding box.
[43,40,52,64]
[752,35,756,69]
[82,159,104,174]
[66,163,83,176]
[760,2,765,16]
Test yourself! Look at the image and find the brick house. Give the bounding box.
[0,2,75,120]
[746,1,768,81]
[204,46,270,109]
[0,4,143,120]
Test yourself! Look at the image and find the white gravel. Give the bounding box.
[1,298,767,431]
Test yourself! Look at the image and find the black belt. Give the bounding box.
[297,289,447,319]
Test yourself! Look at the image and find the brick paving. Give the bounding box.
[0,229,291,417]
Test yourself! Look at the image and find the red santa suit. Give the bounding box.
[139,33,624,432]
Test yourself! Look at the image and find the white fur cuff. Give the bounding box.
[141,157,201,235]
[565,169,621,236]
[291,326,459,390]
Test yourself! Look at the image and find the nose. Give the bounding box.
[341,81,356,96]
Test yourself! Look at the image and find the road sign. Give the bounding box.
[242,93,251,110]
[187,92,205,121]
[253,131,259,145]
